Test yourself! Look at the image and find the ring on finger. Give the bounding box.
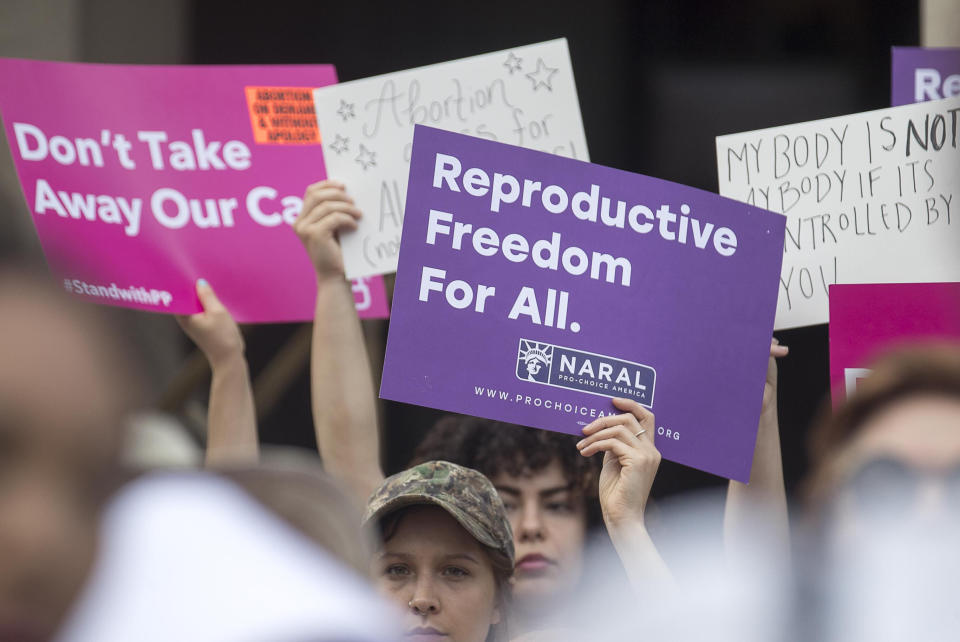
[634,428,646,438]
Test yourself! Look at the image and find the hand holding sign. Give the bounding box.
[177,278,259,465]
[175,279,245,369]
[578,398,660,529]
[293,180,363,283]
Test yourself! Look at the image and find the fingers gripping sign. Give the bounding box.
[292,179,364,282]
[175,279,244,367]
[576,397,661,528]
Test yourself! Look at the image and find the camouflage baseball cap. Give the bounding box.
[363,460,514,564]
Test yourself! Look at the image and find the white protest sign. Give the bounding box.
[313,38,589,279]
[717,96,960,329]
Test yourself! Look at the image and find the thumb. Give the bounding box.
[770,337,789,358]
[195,278,225,313]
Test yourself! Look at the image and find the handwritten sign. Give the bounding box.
[892,47,960,106]
[717,96,960,329]
[380,126,785,482]
[829,283,960,404]
[0,58,390,322]
[312,38,588,279]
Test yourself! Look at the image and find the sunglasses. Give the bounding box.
[843,457,960,517]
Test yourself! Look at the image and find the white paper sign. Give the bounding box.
[313,38,589,279]
[717,96,960,329]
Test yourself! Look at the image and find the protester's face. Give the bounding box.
[374,506,501,642]
[492,459,587,607]
[0,287,125,642]
[824,394,960,534]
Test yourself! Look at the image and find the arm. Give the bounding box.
[723,339,790,560]
[176,279,258,466]
[577,397,674,593]
[292,180,385,504]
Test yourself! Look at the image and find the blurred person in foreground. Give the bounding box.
[544,344,960,642]
[60,471,399,642]
[805,343,960,523]
[794,343,960,642]
[0,267,137,642]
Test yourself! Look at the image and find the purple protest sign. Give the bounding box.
[0,58,389,322]
[891,47,960,106]
[381,126,786,481]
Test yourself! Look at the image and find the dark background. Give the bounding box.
[190,0,918,498]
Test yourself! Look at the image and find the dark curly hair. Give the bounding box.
[409,414,604,529]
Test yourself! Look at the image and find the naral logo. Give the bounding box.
[515,339,655,407]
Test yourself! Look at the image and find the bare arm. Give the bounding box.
[293,180,385,504]
[723,339,790,560]
[578,397,674,593]
[176,279,258,466]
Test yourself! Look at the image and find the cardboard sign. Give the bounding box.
[829,283,960,404]
[380,126,785,481]
[312,38,588,279]
[0,58,389,322]
[892,47,960,106]
[716,96,960,329]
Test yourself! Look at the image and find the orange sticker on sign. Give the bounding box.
[245,86,321,145]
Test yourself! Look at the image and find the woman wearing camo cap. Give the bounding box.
[364,460,515,642]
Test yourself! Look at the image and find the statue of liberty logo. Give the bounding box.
[517,340,553,383]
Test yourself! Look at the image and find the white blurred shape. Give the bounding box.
[818,499,960,642]
[58,472,399,642]
[123,411,202,468]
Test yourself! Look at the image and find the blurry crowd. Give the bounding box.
[1,178,958,642]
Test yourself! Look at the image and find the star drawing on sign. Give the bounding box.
[525,58,559,91]
[503,52,522,74]
[337,99,355,121]
[330,134,349,155]
[355,144,376,170]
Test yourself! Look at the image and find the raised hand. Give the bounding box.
[175,279,244,368]
[577,397,660,528]
[176,278,257,465]
[292,179,362,282]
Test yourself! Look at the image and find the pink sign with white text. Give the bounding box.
[0,58,389,321]
[829,283,960,404]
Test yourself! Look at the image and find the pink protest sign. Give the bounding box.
[0,58,389,322]
[352,275,390,319]
[829,283,960,404]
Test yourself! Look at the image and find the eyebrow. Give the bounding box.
[496,483,576,498]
